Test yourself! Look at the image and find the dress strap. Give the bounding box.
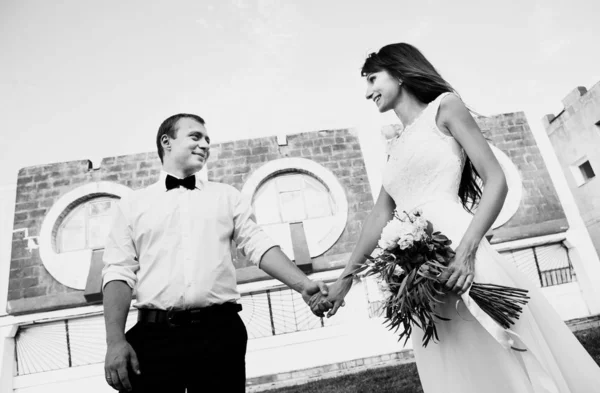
[427,92,455,139]
[430,92,453,114]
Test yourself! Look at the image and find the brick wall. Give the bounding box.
[477,112,568,242]
[207,128,373,274]
[8,128,373,314]
[9,154,162,313]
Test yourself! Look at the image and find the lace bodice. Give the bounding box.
[382,92,466,211]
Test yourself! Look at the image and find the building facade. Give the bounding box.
[0,111,595,392]
[543,83,600,257]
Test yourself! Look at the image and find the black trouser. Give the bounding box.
[123,307,248,392]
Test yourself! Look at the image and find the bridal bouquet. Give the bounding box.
[350,209,530,347]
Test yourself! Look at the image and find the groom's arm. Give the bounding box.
[259,246,327,295]
[101,199,141,391]
[230,189,329,313]
[259,246,330,316]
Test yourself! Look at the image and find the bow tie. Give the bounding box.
[165,174,196,191]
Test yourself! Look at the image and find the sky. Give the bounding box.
[1,0,599,186]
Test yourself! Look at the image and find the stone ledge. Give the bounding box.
[246,349,415,392]
[565,313,600,332]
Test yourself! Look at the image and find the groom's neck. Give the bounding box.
[162,161,199,179]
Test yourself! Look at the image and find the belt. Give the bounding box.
[138,303,242,326]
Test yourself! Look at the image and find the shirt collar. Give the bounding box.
[158,170,205,191]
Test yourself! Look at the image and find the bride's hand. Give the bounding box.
[440,242,477,296]
[309,292,332,317]
[324,278,352,318]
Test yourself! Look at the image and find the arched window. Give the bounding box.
[55,197,117,253]
[253,172,335,225]
[241,158,348,263]
[251,171,339,260]
[39,182,132,290]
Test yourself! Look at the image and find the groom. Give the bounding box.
[102,113,330,392]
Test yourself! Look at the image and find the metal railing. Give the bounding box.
[499,242,576,288]
[14,286,335,376]
[540,267,575,287]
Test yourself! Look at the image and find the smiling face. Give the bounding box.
[364,69,402,113]
[162,117,211,176]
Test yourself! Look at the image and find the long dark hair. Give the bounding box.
[361,43,482,213]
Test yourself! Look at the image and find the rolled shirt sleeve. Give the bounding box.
[232,190,278,267]
[102,199,139,291]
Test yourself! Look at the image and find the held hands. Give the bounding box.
[105,339,140,391]
[439,241,477,296]
[309,278,352,318]
[301,280,331,317]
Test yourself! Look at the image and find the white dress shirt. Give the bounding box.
[102,171,277,310]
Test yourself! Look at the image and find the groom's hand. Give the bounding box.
[105,338,140,391]
[301,280,331,317]
[309,292,333,317]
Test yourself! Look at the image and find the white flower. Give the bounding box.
[415,217,428,230]
[398,233,415,250]
[413,229,426,242]
[411,222,428,242]
[378,218,413,250]
[371,248,384,258]
[393,265,405,276]
[378,237,398,251]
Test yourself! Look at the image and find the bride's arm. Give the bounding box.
[323,186,396,317]
[438,94,508,294]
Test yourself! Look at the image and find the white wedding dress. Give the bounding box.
[381,92,600,393]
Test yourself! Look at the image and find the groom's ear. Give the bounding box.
[161,134,171,151]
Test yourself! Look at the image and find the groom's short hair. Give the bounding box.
[156,113,206,163]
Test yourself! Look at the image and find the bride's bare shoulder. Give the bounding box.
[434,93,469,136]
[439,93,467,117]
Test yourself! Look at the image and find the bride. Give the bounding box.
[311,43,600,392]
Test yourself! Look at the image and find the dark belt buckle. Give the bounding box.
[166,309,190,327]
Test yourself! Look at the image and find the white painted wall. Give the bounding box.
[540,283,589,321]
[530,118,600,313]
[246,279,409,378]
